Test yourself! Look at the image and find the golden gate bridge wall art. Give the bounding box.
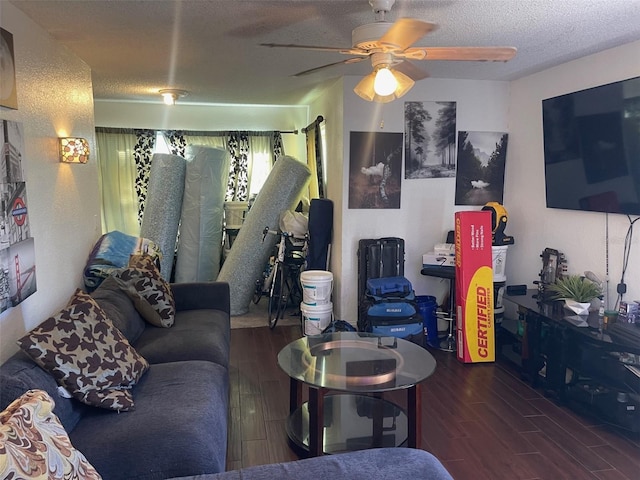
[0,119,36,313]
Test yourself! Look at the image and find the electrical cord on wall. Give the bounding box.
[616,214,639,310]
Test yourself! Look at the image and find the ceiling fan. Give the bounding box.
[261,0,517,103]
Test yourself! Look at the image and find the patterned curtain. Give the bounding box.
[272,131,284,164]
[163,131,187,157]
[226,132,250,201]
[133,130,156,225]
[97,129,285,230]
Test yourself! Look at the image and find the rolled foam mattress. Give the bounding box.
[140,153,186,280]
[218,155,311,315]
[174,146,230,283]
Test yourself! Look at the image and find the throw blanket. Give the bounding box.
[84,231,162,290]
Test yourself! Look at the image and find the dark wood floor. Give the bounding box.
[226,325,640,479]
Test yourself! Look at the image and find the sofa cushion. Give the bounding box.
[91,275,146,343]
[166,448,453,480]
[17,290,149,411]
[0,351,86,433]
[69,360,229,480]
[0,389,102,480]
[133,309,230,368]
[114,263,176,328]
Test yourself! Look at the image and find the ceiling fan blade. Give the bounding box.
[260,43,365,55]
[393,60,429,81]
[379,18,437,52]
[406,46,517,62]
[294,57,367,77]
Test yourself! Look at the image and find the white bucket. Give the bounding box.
[492,246,509,282]
[301,301,333,336]
[300,270,333,305]
[224,201,248,229]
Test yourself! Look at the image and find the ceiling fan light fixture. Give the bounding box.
[355,67,415,103]
[354,73,377,101]
[392,69,415,98]
[373,66,397,96]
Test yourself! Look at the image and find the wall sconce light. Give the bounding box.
[159,89,188,105]
[59,137,90,164]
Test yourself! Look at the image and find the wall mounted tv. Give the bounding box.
[542,76,640,216]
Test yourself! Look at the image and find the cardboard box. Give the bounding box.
[434,243,455,255]
[455,211,495,363]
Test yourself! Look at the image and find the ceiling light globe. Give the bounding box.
[374,67,397,96]
[162,92,176,105]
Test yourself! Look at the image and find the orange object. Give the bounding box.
[455,211,495,363]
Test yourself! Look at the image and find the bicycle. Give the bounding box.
[262,226,308,329]
[252,252,275,305]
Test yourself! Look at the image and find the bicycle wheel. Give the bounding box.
[268,264,284,329]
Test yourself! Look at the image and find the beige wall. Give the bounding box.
[94,100,309,161]
[337,77,510,323]
[0,3,101,362]
[505,40,640,306]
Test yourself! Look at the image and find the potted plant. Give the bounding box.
[546,274,603,315]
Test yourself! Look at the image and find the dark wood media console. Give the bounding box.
[499,290,640,433]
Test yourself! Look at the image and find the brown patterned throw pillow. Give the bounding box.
[0,389,102,479]
[16,291,149,411]
[129,253,161,272]
[113,255,176,328]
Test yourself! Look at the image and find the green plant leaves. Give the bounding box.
[546,275,602,303]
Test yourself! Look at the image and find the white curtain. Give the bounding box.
[247,135,273,197]
[184,135,227,151]
[96,130,140,236]
[97,130,283,237]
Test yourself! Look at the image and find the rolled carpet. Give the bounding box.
[218,155,311,315]
[140,153,186,280]
[174,146,230,282]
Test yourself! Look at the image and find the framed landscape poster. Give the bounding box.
[348,131,403,209]
[455,131,508,206]
[404,101,457,179]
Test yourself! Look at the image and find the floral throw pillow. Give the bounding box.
[112,255,176,328]
[16,291,149,411]
[0,389,102,479]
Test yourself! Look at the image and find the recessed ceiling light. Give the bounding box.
[159,89,188,105]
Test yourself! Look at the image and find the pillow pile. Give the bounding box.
[0,389,102,479]
[111,254,176,328]
[17,291,149,411]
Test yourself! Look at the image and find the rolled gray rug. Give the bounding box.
[218,155,311,316]
[140,153,186,280]
[175,146,230,282]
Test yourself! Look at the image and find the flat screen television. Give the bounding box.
[542,76,640,216]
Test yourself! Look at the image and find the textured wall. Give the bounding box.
[0,3,100,362]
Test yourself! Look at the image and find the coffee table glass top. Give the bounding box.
[278,332,436,393]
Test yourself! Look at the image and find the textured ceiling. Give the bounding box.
[8,0,640,105]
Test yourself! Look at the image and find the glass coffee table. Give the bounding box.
[278,332,437,456]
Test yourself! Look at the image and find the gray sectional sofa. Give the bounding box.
[1,274,453,480]
[0,279,231,480]
[170,447,453,479]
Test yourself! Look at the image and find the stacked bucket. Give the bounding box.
[299,270,333,335]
